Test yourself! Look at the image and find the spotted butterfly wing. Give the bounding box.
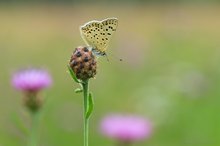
[80,18,118,56]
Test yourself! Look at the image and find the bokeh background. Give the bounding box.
[1,0,220,146]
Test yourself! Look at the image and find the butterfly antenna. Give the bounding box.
[106,51,123,62]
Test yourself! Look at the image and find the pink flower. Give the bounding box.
[11,68,52,92]
[100,114,153,142]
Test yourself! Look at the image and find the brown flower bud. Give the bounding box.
[23,91,42,113]
[69,46,97,81]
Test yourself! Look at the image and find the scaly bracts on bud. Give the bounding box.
[69,46,97,81]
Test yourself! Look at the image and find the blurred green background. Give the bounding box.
[1,0,220,146]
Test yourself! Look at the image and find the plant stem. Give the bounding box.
[28,111,40,146]
[82,79,89,146]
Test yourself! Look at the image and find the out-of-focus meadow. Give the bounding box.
[1,1,220,146]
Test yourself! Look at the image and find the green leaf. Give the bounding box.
[67,65,80,83]
[74,88,83,93]
[10,112,28,136]
[86,92,94,119]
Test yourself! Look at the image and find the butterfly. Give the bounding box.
[80,17,118,57]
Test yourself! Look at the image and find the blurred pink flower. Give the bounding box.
[100,114,153,142]
[11,68,52,92]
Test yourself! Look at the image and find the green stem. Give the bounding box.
[82,79,89,146]
[28,111,40,146]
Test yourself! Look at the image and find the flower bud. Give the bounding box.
[23,91,42,112]
[69,46,97,81]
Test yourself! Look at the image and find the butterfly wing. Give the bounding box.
[100,18,118,52]
[80,20,102,49]
[80,18,118,53]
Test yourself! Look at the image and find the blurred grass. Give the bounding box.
[0,3,220,146]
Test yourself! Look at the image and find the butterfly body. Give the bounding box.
[80,18,118,56]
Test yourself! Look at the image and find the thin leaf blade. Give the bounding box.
[67,65,80,83]
[10,112,28,136]
[86,92,94,119]
[74,88,83,93]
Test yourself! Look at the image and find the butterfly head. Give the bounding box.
[91,48,107,56]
